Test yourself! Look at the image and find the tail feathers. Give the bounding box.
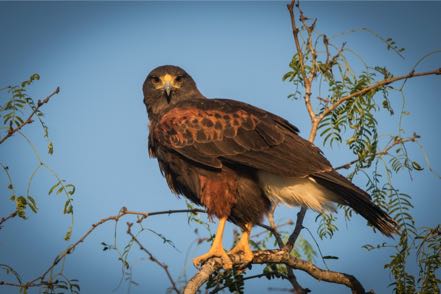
[313,171,399,237]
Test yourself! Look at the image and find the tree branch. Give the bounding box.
[335,133,420,170]
[0,207,205,291]
[287,0,316,124]
[267,208,309,294]
[0,87,60,145]
[287,0,307,87]
[267,206,285,248]
[284,207,307,252]
[252,220,292,239]
[184,250,366,294]
[126,222,180,294]
[318,68,441,122]
[0,210,18,228]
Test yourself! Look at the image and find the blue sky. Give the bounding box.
[0,1,440,293]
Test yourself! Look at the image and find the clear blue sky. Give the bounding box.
[1,1,440,293]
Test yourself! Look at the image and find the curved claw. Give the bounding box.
[193,248,233,270]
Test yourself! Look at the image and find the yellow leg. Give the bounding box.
[229,223,254,263]
[193,216,233,269]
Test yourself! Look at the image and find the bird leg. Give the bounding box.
[229,223,254,263]
[193,216,233,269]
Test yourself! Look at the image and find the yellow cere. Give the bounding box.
[154,74,182,90]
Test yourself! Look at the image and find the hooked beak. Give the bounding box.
[164,81,172,102]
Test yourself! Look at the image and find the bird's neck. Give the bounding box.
[148,94,207,121]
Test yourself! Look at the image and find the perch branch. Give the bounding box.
[184,250,366,294]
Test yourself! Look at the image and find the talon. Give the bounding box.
[192,245,233,269]
[192,216,233,270]
[229,223,254,264]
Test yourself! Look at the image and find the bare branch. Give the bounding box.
[267,208,309,294]
[284,207,307,252]
[0,87,60,145]
[0,207,205,291]
[287,268,310,294]
[287,0,316,124]
[267,206,285,248]
[0,211,17,228]
[252,220,292,239]
[318,68,441,123]
[298,3,318,81]
[287,0,307,86]
[184,250,366,294]
[126,222,180,294]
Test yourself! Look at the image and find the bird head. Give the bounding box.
[143,65,204,118]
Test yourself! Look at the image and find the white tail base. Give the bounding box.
[257,171,339,212]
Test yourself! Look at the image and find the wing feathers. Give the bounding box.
[153,99,333,178]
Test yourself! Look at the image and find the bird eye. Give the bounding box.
[175,75,184,82]
[150,76,160,83]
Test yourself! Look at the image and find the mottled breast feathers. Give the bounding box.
[150,99,332,178]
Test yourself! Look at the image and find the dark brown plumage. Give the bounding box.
[143,65,398,268]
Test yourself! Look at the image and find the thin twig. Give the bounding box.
[335,133,419,170]
[318,68,441,122]
[284,207,307,252]
[127,222,180,294]
[214,273,291,293]
[287,0,316,124]
[268,208,308,294]
[0,207,205,291]
[267,207,285,248]
[0,211,18,228]
[0,87,60,144]
[252,220,293,239]
[287,0,307,86]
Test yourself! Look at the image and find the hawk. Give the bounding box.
[143,65,397,269]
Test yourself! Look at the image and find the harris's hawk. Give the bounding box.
[143,65,397,269]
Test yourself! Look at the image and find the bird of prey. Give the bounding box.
[143,65,397,269]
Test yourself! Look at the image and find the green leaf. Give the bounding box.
[48,181,61,195]
[56,185,64,195]
[64,226,73,241]
[65,184,76,196]
[15,196,27,219]
[30,73,40,81]
[411,161,424,171]
[26,196,38,213]
[48,141,54,155]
